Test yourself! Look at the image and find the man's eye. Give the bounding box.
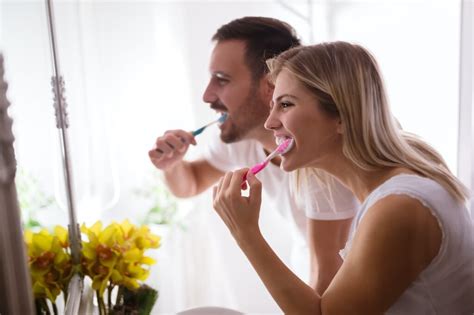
[217,78,229,86]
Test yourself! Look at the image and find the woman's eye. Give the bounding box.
[280,101,293,109]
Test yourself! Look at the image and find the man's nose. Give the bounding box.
[202,82,216,103]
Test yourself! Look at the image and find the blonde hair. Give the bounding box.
[268,42,469,203]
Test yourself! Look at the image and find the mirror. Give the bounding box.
[0,52,35,315]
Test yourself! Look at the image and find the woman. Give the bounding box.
[212,42,474,314]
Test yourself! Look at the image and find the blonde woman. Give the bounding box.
[212,42,474,314]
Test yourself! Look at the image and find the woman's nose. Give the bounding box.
[264,108,281,130]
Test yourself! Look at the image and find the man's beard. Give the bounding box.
[220,88,269,143]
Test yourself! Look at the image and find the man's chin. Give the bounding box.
[220,134,240,144]
[220,130,243,144]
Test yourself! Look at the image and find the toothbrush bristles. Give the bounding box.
[218,113,228,123]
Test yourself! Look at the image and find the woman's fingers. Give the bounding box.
[213,171,242,211]
[212,170,262,241]
[213,174,234,226]
[213,168,261,210]
[215,176,225,199]
[221,171,234,196]
[230,168,249,195]
[212,185,217,201]
[246,171,262,208]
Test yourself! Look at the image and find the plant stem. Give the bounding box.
[107,284,114,311]
[63,288,68,305]
[35,299,43,315]
[115,285,123,306]
[102,299,107,314]
[40,299,51,315]
[96,291,104,315]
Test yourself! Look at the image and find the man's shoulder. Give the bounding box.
[205,135,263,169]
[209,134,260,154]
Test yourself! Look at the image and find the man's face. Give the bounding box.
[202,40,270,143]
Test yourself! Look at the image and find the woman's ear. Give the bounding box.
[336,119,344,134]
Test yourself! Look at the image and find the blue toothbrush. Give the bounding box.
[192,113,228,136]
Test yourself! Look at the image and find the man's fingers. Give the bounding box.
[170,130,196,145]
[148,149,164,159]
[166,134,188,152]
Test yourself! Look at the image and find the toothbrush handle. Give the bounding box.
[192,115,227,137]
[191,126,206,136]
[192,119,217,136]
[241,162,267,186]
[241,145,279,189]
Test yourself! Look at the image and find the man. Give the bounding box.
[148,16,358,295]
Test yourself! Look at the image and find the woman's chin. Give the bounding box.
[280,160,297,172]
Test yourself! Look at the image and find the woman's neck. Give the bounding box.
[318,156,414,202]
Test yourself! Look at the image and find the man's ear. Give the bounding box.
[260,75,274,99]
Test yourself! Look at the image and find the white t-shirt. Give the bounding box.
[340,174,474,314]
[200,129,359,278]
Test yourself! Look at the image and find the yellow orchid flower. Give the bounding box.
[24,226,72,303]
[25,220,161,313]
[81,221,121,297]
[81,220,161,296]
[54,226,69,248]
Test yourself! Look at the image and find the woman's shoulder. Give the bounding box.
[331,187,443,313]
[355,173,451,244]
[359,191,442,262]
[364,173,454,212]
[366,192,435,224]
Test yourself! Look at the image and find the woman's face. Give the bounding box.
[265,69,343,172]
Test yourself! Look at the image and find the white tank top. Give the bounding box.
[340,174,474,314]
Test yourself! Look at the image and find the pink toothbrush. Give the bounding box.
[241,138,294,188]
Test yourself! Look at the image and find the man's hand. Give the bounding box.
[148,129,196,170]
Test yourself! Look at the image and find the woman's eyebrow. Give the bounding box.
[274,94,298,102]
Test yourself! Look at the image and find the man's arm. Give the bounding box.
[307,218,352,295]
[162,159,224,197]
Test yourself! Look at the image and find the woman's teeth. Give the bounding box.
[275,136,292,146]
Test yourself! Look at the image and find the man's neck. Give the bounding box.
[249,127,276,150]
[253,129,281,166]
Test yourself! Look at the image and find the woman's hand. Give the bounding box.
[213,169,322,315]
[212,168,262,244]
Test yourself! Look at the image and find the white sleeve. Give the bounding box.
[300,171,359,221]
[198,127,237,172]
